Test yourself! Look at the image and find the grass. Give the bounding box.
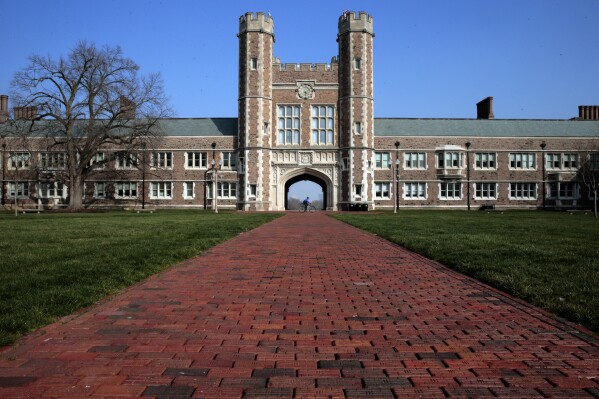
[331,210,599,333]
[0,210,281,346]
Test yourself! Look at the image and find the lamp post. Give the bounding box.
[394,141,400,213]
[540,141,546,210]
[1,141,5,206]
[211,142,220,214]
[466,142,471,211]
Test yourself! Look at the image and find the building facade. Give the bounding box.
[1,11,598,211]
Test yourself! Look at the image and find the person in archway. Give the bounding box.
[302,196,310,212]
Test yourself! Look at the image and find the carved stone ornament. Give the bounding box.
[297,84,315,100]
[299,152,312,165]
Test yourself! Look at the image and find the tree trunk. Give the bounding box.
[68,177,84,211]
[594,190,597,218]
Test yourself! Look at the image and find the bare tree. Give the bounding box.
[9,41,171,210]
[579,151,599,218]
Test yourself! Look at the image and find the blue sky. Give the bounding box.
[1,0,598,120]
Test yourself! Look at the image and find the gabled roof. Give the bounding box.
[373,118,599,137]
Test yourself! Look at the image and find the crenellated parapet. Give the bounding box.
[274,62,338,73]
[338,11,374,36]
[239,12,274,36]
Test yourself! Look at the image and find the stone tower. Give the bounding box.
[238,12,274,211]
[337,12,375,207]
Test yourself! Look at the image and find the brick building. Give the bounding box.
[1,11,598,211]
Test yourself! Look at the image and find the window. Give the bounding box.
[263,122,269,135]
[186,152,207,169]
[355,184,363,199]
[437,152,463,169]
[509,152,535,169]
[475,182,497,199]
[354,57,361,70]
[150,182,172,199]
[342,158,349,170]
[475,153,496,169]
[40,152,65,169]
[90,152,105,169]
[10,152,30,169]
[440,182,461,200]
[251,58,258,70]
[405,152,426,169]
[115,182,137,199]
[117,153,138,169]
[375,152,390,169]
[509,183,536,200]
[183,182,195,199]
[40,182,65,199]
[217,182,237,199]
[563,154,578,169]
[152,152,173,169]
[94,182,105,199]
[546,153,561,170]
[403,182,427,199]
[311,105,334,145]
[549,182,578,199]
[222,152,237,169]
[374,182,390,199]
[590,153,599,170]
[278,105,300,145]
[9,182,29,198]
[249,184,257,199]
[354,121,362,135]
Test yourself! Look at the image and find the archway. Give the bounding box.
[285,173,327,210]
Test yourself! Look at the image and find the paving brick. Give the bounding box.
[1,214,598,398]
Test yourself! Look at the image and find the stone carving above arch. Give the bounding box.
[298,152,313,165]
[296,83,315,100]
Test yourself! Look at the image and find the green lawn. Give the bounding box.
[332,210,599,333]
[0,210,281,346]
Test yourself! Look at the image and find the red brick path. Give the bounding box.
[1,213,598,398]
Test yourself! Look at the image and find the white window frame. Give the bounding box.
[40,181,66,199]
[354,121,362,135]
[562,153,578,170]
[221,152,237,169]
[474,152,496,170]
[509,182,537,200]
[375,152,391,169]
[116,154,138,170]
[40,152,66,170]
[354,57,362,70]
[509,152,536,170]
[90,152,105,170]
[404,152,426,170]
[437,152,463,169]
[150,182,173,199]
[249,184,257,199]
[185,151,207,169]
[354,184,363,200]
[311,105,335,145]
[474,182,497,199]
[374,182,390,199]
[278,105,301,145]
[548,182,579,199]
[9,182,30,198]
[115,182,138,199]
[403,182,427,200]
[439,182,462,200]
[94,182,106,199]
[183,182,195,199]
[9,152,31,169]
[217,181,237,199]
[151,152,173,169]
[251,57,258,70]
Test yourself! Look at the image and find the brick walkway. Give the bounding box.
[1,213,598,398]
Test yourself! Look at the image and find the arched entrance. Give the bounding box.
[281,169,331,210]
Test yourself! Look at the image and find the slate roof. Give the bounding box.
[159,117,598,138]
[374,118,599,137]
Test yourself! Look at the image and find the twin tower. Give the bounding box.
[237,11,374,211]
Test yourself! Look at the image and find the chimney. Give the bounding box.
[119,96,136,119]
[578,105,599,120]
[476,96,494,119]
[0,95,8,123]
[13,106,36,120]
